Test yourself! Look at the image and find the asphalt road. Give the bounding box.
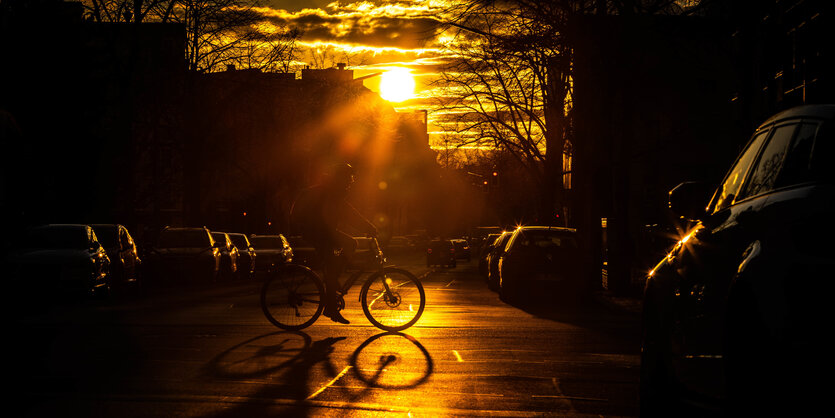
[12,252,641,417]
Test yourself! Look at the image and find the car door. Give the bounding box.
[119,226,137,282]
[669,125,778,397]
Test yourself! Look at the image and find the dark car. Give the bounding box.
[451,238,471,261]
[497,226,586,301]
[144,227,221,284]
[249,234,293,273]
[384,236,413,255]
[7,224,111,298]
[350,236,385,270]
[426,239,456,268]
[478,233,501,277]
[486,231,512,290]
[91,224,141,292]
[211,231,239,280]
[640,105,835,416]
[227,232,256,279]
[286,235,320,268]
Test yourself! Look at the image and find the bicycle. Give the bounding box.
[260,248,426,332]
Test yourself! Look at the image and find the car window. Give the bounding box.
[739,123,797,199]
[774,123,818,188]
[251,236,282,249]
[93,225,118,247]
[26,227,89,249]
[810,122,834,183]
[229,235,249,249]
[158,230,210,248]
[711,129,770,212]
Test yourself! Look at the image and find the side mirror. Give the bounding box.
[668,181,712,222]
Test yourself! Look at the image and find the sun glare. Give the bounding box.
[379,68,415,102]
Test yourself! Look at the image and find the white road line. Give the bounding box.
[452,350,464,362]
[306,366,351,400]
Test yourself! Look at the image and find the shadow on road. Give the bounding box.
[349,331,434,390]
[201,331,346,418]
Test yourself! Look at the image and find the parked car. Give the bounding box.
[7,224,111,298]
[286,235,320,268]
[210,231,238,280]
[426,239,456,268]
[91,224,141,292]
[249,234,293,273]
[384,236,413,254]
[350,236,385,270]
[640,105,835,417]
[227,232,256,279]
[478,233,502,277]
[451,238,471,261]
[497,226,586,301]
[486,231,513,290]
[144,227,220,284]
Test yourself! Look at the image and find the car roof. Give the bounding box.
[515,226,578,234]
[33,224,90,231]
[761,104,835,126]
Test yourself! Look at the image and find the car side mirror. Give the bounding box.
[668,181,712,222]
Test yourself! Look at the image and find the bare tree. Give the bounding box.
[84,0,301,73]
[236,27,302,73]
[84,0,177,23]
[436,0,580,220]
[306,44,369,69]
[436,0,703,220]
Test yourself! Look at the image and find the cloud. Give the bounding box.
[254,1,449,52]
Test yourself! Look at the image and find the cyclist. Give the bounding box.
[290,163,377,324]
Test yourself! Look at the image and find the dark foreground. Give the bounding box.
[11,254,641,417]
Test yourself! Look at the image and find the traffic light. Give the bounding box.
[489,170,499,188]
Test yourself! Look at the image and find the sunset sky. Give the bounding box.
[260,1,456,147]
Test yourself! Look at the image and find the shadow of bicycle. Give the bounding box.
[201,330,345,418]
[349,331,434,390]
[199,331,433,417]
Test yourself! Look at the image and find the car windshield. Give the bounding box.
[92,225,118,247]
[251,236,283,249]
[229,235,249,249]
[211,233,228,246]
[25,227,89,249]
[515,231,579,250]
[157,230,210,248]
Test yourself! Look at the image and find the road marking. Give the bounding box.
[445,280,455,287]
[306,366,351,400]
[452,350,464,362]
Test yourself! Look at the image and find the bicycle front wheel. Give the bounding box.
[261,264,324,330]
[360,267,425,331]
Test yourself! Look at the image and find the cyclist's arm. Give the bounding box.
[343,201,377,236]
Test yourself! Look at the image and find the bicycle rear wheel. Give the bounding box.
[360,267,425,331]
[261,264,324,330]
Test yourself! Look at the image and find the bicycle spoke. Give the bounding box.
[261,266,323,330]
[361,268,425,331]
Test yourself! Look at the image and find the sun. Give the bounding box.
[379,68,415,102]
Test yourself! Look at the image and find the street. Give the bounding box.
[12,253,641,417]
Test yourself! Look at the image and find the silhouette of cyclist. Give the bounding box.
[290,163,377,324]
